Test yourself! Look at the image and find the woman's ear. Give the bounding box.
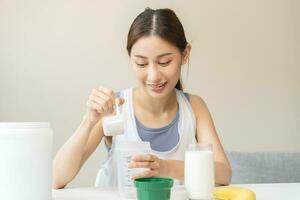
[182,43,192,65]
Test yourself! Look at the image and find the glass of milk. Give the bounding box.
[185,143,214,200]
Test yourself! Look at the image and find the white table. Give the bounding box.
[53,183,300,200]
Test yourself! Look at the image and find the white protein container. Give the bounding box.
[0,122,53,200]
[115,135,151,199]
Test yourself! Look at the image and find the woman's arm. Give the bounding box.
[52,117,104,189]
[189,94,232,185]
[52,86,124,189]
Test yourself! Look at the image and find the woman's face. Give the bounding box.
[130,35,189,98]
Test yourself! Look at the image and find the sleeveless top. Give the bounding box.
[105,93,189,152]
[95,88,197,187]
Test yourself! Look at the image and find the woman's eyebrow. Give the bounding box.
[133,52,174,59]
[157,52,174,58]
[134,55,147,59]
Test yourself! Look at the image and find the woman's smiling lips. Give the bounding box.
[146,81,168,93]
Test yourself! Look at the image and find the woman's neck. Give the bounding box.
[133,88,177,115]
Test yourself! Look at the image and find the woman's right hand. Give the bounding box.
[86,86,124,125]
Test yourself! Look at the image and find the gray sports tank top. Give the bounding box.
[105,93,190,152]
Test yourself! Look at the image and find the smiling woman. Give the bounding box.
[131,35,184,96]
[52,7,231,190]
[127,7,189,91]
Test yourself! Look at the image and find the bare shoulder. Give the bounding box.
[187,93,209,117]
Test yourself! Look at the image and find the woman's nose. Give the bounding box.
[147,65,161,81]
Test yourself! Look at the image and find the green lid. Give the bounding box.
[134,177,174,200]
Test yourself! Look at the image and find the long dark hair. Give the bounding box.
[126,8,188,90]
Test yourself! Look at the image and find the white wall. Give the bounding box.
[0,0,299,187]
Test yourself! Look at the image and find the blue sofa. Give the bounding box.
[226,151,300,184]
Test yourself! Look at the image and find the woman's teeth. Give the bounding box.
[147,81,167,90]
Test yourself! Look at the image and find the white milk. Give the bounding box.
[185,144,214,200]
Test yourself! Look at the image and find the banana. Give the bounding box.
[213,186,256,200]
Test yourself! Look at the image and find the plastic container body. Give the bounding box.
[115,135,151,198]
[0,122,53,200]
[185,143,214,200]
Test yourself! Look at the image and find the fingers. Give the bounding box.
[130,169,158,180]
[87,93,109,115]
[86,100,103,113]
[128,154,163,179]
[94,91,114,113]
[128,161,159,169]
[115,97,125,106]
[97,86,114,98]
[128,154,160,180]
[87,86,124,115]
[131,154,156,162]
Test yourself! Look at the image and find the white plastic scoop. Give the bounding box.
[102,104,124,136]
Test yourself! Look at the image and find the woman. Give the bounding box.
[53,8,231,189]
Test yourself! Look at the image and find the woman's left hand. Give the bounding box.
[128,154,169,179]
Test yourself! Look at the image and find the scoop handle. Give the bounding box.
[115,104,121,116]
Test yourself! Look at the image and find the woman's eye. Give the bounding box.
[158,61,171,66]
[135,63,147,67]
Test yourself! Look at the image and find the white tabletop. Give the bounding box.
[53,183,300,200]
